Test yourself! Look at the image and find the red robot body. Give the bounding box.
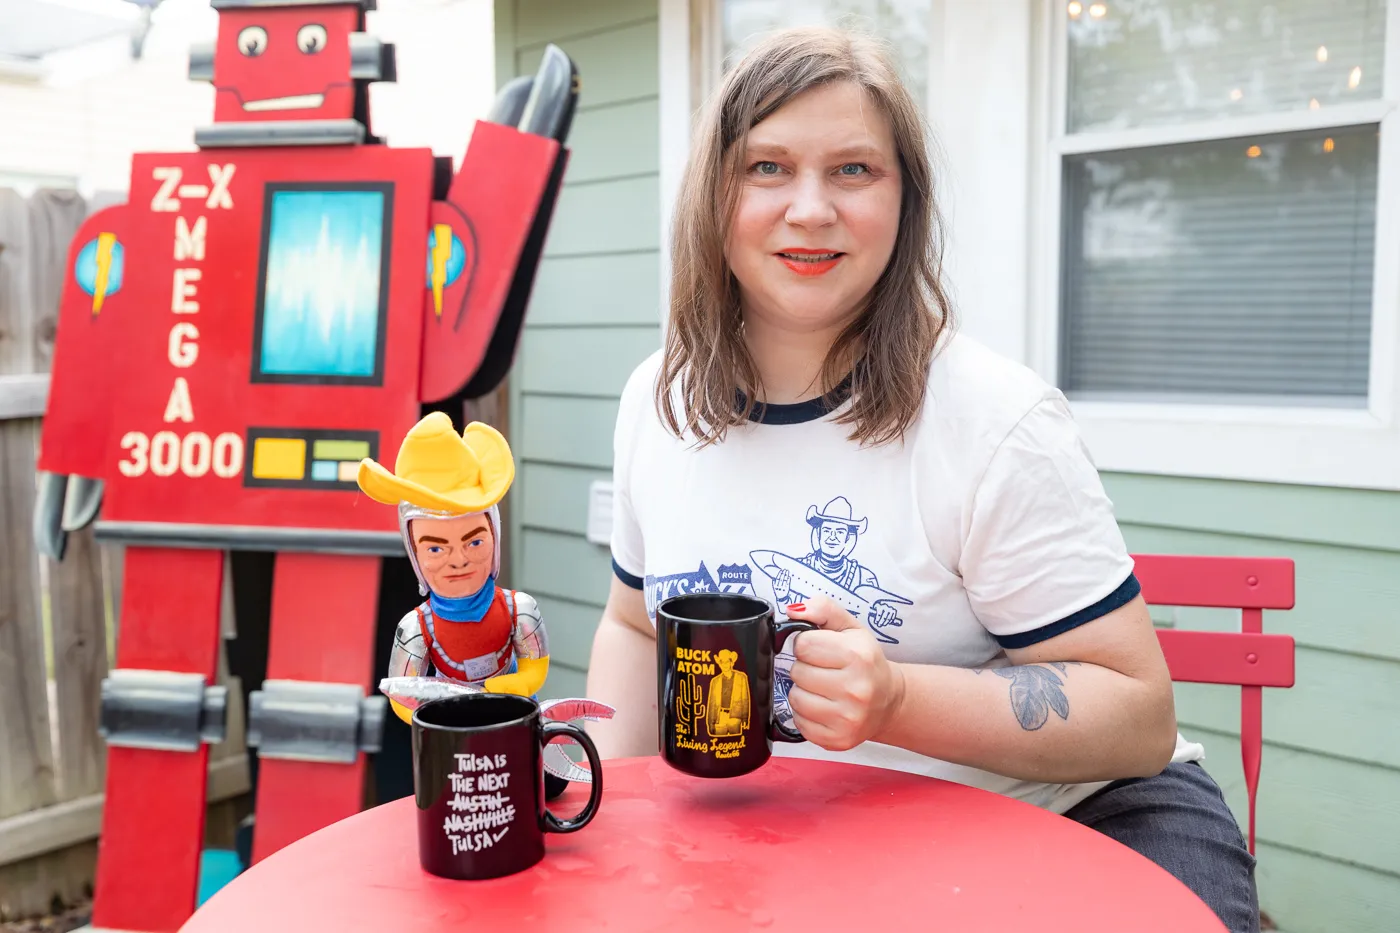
[36,2,577,928]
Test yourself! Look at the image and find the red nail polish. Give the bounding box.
[788,603,805,612]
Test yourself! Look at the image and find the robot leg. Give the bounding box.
[92,547,226,932]
[246,553,386,863]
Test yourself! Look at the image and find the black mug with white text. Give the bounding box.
[412,693,602,879]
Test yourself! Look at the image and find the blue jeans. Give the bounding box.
[1064,762,1259,933]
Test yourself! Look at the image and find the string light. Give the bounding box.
[1089,3,1107,17]
[1246,145,1262,158]
[1068,1,1083,16]
[1323,137,1335,153]
[1349,66,1362,89]
[1230,88,1243,101]
[1309,98,1321,109]
[1316,46,1329,63]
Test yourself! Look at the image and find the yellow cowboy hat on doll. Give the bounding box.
[356,411,514,513]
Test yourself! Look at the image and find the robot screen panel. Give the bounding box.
[251,182,394,385]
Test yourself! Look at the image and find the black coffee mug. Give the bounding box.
[412,693,602,880]
[656,592,815,778]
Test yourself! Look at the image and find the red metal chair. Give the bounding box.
[1131,554,1297,855]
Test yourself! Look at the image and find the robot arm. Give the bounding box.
[35,205,133,559]
[386,610,430,724]
[418,45,578,405]
[483,590,550,697]
[387,610,429,678]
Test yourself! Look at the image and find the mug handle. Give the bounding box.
[770,621,816,743]
[539,721,603,833]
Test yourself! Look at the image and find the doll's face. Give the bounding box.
[411,514,494,599]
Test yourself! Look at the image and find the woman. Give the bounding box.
[584,25,1258,933]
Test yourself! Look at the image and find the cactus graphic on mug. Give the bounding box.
[676,676,705,736]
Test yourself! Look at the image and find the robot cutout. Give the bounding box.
[35,1,580,929]
[359,412,612,796]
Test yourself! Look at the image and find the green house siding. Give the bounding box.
[495,0,662,701]
[1107,473,1400,933]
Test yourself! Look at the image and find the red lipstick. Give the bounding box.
[776,247,844,277]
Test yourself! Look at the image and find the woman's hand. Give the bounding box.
[785,597,906,751]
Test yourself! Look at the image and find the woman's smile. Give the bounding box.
[776,247,845,276]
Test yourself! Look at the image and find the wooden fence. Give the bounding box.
[0,188,250,920]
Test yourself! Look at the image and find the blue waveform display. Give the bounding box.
[258,189,385,379]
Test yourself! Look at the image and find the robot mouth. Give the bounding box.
[242,93,326,112]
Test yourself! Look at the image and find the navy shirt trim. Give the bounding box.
[737,372,854,425]
[612,557,644,590]
[992,573,1142,650]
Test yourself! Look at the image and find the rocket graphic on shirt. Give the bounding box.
[749,550,910,644]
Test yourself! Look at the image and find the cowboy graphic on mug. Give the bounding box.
[706,649,751,738]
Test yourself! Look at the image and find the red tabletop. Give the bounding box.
[182,756,1225,932]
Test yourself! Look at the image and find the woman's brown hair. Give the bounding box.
[656,25,953,447]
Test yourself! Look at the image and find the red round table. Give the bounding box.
[181,756,1225,932]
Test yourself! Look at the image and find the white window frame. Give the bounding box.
[1030,0,1400,491]
[661,0,1400,490]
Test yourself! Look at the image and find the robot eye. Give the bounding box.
[297,23,328,54]
[236,25,268,57]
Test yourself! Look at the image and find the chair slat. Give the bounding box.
[1156,630,1295,688]
[1133,554,1295,610]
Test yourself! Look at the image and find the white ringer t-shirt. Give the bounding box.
[608,331,1203,814]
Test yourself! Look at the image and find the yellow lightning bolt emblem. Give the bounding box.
[430,224,452,318]
[92,232,117,314]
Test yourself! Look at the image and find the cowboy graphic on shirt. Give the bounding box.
[772,496,900,631]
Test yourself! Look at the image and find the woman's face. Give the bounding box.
[726,80,902,338]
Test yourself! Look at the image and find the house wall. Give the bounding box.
[1109,474,1400,933]
[492,2,1400,929]
[493,0,662,700]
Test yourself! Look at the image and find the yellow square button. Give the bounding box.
[252,437,306,480]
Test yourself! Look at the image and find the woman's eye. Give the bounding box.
[468,540,483,548]
[751,161,780,176]
[427,546,442,554]
[838,163,870,176]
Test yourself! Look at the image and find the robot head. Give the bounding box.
[192,0,394,143]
